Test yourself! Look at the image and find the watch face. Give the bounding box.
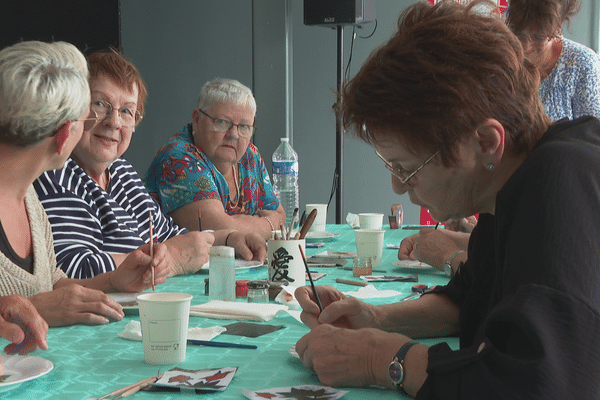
[444,263,452,277]
[388,359,404,383]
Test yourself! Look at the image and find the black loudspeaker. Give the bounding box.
[0,1,120,55]
[304,0,375,26]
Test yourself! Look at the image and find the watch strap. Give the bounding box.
[444,250,465,277]
[389,341,419,391]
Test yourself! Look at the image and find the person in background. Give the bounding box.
[507,0,600,121]
[0,295,48,357]
[34,50,266,280]
[144,78,286,239]
[295,1,600,398]
[0,41,169,327]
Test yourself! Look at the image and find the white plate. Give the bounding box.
[0,354,53,391]
[199,259,264,272]
[108,292,142,309]
[303,231,341,242]
[392,260,434,270]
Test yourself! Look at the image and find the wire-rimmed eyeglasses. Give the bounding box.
[90,99,142,127]
[198,108,256,138]
[375,149,440,185]
[73,109,99,131]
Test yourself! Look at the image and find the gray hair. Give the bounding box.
[197,78,256,115]
[0,41,90,147]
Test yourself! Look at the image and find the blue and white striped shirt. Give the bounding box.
[33,158,186,279]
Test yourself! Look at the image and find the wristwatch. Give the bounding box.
[443,250,465,277]
[389,341,418,392]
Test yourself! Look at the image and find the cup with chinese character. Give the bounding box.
[267,239,306,287]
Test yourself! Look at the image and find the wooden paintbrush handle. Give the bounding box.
[298,208,318,239]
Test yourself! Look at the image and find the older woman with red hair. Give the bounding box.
[294,1,600,398]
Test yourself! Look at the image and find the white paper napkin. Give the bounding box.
[346,212,360,228]
[118,320,226,341]
[342,284,402,299]
[189,300,289,322]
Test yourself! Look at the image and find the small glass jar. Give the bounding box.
[236,280,250,298]
[353,256,372,277]
[247,280,269,303]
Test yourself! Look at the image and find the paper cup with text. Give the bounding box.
[305,204,327,231]
[137,292,192,365]
[354,229,385,268]
[358,213,384,230]
[268,239,306,287]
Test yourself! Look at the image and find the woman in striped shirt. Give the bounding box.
[34,48,266,279]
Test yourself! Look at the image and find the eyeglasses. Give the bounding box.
[198,108,256,138]
[73,109,99,131]
[375,149,440,185]
[90,99,142,127]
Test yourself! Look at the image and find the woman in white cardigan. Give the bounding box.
[0,40,170,327]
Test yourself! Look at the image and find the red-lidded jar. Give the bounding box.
[236,280,250,298]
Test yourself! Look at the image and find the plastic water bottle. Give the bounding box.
[209,246,235,301]
[272,137,299,229]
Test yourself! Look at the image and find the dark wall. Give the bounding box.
[0,1,120,55]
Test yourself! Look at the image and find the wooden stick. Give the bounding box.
[298,208,318,240]
[287,207,299,240]
[97,374,161,400]
[149,211,155,291]
[335,278,368,287]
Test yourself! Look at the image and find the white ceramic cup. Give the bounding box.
[268,239,306,287]
[354,229,385,267]
[358,213,384,229]
[305,204,328,231]
[137,292,192,365]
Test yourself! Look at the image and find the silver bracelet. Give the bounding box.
[444,250,465,277]
[262,216,275,232]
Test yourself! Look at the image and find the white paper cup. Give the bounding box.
[354,229,385,267]
[137,292,192,365]
[268,239,306,286]
[358,213,384,229]
[305,204,328,231]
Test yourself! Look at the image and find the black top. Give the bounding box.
[0,219,33,273]
[417,117,600,399]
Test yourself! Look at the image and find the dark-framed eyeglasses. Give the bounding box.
[198,108,256,138]
[73,109,99,131]
[375,149,440,185]
[90,99,142,127]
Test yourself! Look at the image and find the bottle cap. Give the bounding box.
[209,246,235,257]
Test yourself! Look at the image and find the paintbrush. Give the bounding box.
[295,208,318,240]
[287,207,298,239]
[299,244,323,312]
[149,211,155,291]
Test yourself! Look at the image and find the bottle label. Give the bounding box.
[272,161,298,176]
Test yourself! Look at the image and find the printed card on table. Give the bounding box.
[243,385,348,399]
[150,367,237,392]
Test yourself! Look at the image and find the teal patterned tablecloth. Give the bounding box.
[2,224,458,399]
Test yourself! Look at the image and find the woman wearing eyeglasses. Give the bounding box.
[506,0,600,121]
[34,50,267,280]
[294,1,600,398]
[1,41,171,328]
[144,78,286,239]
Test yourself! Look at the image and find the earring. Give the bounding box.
[486,164,495,171]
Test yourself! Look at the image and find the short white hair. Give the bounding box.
[0,41,90,146]
[197,78,256,115]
